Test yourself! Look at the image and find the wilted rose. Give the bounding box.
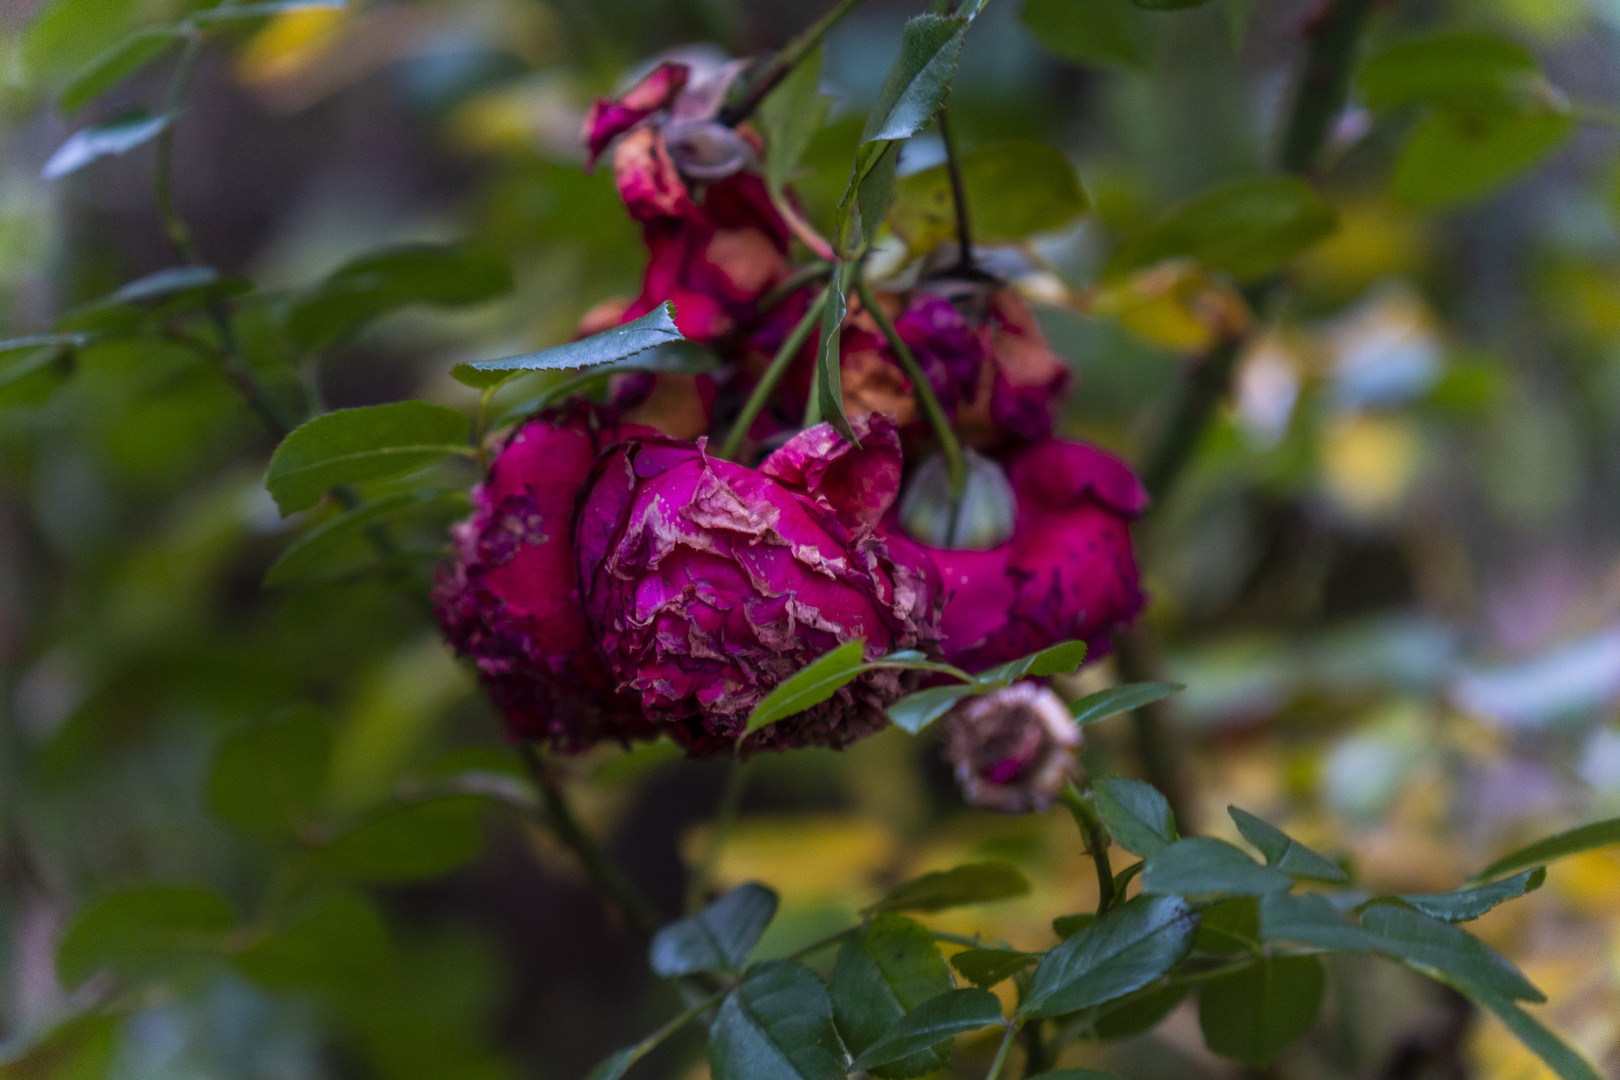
[575,413,942,754]
[433,404,654,750]
[943,682,1080,813]
[903,438,1148,671]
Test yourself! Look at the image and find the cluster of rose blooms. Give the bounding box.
[433,58,1148,806]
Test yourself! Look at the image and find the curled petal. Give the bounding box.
[583,61,689,167]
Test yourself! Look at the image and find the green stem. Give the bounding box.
[784,925,860,962]
[686,759,752,912]
[519,743,660,936]
[937,109,974,273]
[757,260,833,316]
[718,0,870,127]
[153,32,203,264]
[1278,0,1377,174]
[855,273,967,502]
[718,286,830,460]
[1021,1020,1050,1076]
[611,984,733,1074]
[983,1022,1022,1080]
[1058,784,1116,914]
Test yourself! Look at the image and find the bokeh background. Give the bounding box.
[3,0,1620,1077]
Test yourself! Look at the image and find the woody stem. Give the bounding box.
[1059,783,1116,914]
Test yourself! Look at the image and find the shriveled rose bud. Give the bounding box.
[898,449,1016,551]
[575,413,941,754]
[433,404,654,750]
[943,682,1080,813]
[895,438,1147,670]
[582,61,689,167]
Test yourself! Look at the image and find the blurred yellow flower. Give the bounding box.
[235,7,348,88]
[1321,414,1422,520]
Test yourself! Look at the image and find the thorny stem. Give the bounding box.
[685,758,752,912]
[983,1021,1022,1080]
[519,743,660,936]
[937,109,975,273]
[1058,784,1116,914]
[855,273,968,508]
[718,285,830,460]
[717,0,869,127]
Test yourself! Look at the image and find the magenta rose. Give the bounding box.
[907,438,1148,671]
[433,404,655,750]
[575,412,942,754]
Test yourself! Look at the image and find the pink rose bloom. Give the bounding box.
[575,413,942,754]
[910,439,1148,671]
[581,61,690,167]
[433,404,655,750]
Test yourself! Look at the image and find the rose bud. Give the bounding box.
[433,404,655,751]
[896,438,1148,671]
[575,412,942,755]
[943,682,1080,813]
[898,449,1017,552]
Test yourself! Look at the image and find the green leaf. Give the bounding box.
[949,948,1036,989]
[265,490,462,587]
[1019,895,1198,1019]
[891,140,1086,253]
[1359,32,1543,114]
[979,640,1089,684]
[61,27,183,113]
[0,338,78,408]
[0,1012,123,1080]
[709,960,845,1080]
[854,141,900,247]
[832,915,955,1079]
[851,989,1004,1072]
[1197,956,1325,1065]
[582,1048,637,1080]
[234,889,393,995]
[1141,837,1293,898]
[1052,913,1095,939]
[1092,777,1177,856]
[1476,816,1620,881]
[314,796,484,883]
[1070,683,1183,726]
[1020,0,1155,72]
[207,708,332,837]
[1091,983,1189,1040]
[1228,807,1348,883]
[21,0,139,84]
[42,111,171,180]
[264,402,471,515]
[762,45,830,199]
[1396,868,1546,923]
[57,885,235,989]
[1391,108,1572,209]
[860,15,970,144]
[108,265,246,307]
[1259,891,1386,953]
[466,302,684,374]
[650,882,778,978]
[287,242,512,349]
[1109,176,1337,281]
[813,263,856,442]
[189,0,347,24]
[888,683,984,734]
[1358,904,1543,1003]
[1476,994,1604,1080]
[745,639,867,737]
[1194,897,1260,954]
[867,862,1031,914]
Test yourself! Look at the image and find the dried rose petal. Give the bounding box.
[943,682,1080,813]
[434,404,655,750]
[575,413,941,754]
[583,61,690,168]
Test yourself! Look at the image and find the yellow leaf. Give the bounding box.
[236,7,347,88]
